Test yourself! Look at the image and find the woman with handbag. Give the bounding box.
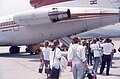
[49,39,62,79]
[42,40,52,78]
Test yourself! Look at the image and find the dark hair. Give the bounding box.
[72,37,80,44]
[93,38,97,44]
[82,40,87,46]
[52,39,60,51]
[44,40,49,47]
[105,37,110,43]
[96,38,99,41]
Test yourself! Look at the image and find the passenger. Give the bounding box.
[49,39,61,79]
[68,41,74,72]
[81,40,88,60]
[100,37,114,76]
[39,48,44,73]
[90,38,101,74]
[81,40,87,50]
[68,37,89,79]
[109,39,115,68]
[39,47,44,70]
[42,40,51,78]
[97,37,104,64]
[99,37,104,44]
[86,39,93,66]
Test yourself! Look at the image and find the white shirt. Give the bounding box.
[77,45,86,62]
[90,44,101,57]
[50,47,61,69]
[68,44,80,63]
[101,43,114,55]
[42,47,51,60]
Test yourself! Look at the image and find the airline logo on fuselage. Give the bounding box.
[90,0,97,5]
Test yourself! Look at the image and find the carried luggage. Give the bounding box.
[49,67,60,79]
[84,73,93,79]
[39,66,43,73]
[45,67,51,74]
[84,70,97,79]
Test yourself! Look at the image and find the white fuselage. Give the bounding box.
[0,0,120,46]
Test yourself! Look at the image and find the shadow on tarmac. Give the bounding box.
[29,59,40,62]
[0,52,40,59]
[110,74,120,77]
[113,57,120,60]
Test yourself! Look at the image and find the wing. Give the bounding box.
[77,23,120,38]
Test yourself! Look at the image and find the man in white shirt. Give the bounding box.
[68,37,89,79]
[100,38,114,76]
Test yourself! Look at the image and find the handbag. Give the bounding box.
[39,66,43,73]
[45,67,51,74]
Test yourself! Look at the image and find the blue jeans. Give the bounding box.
[93,57,100,73]
[87,52,93,65]
[72,63,85,79]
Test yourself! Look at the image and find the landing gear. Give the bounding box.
[35,49,41,54]
[9,46,20,54]
[25,48,40,55]
[26,45,41,55]
[25,48,33,55]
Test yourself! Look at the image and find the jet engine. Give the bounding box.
[13,8,71,26]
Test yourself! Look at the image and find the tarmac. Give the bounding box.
[0,50,120,79]
[0,39,120,79]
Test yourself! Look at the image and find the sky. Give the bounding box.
[0,0,33,16]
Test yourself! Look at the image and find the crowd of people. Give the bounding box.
[39,37,115,79]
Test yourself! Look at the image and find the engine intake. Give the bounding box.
[49,9,71,22]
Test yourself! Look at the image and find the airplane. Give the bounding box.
[0,0,120,54]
